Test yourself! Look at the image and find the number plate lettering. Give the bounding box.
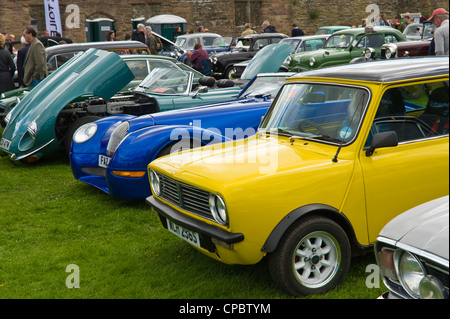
[166,219,201,248]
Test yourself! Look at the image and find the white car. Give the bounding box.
[375,196,449,299]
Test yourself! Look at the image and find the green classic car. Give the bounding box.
[0,54,205,126]
[0,49,240,163]
[288,26,407,72]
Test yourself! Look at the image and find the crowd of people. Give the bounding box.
[0,7,448,93]
[0,25,48,94]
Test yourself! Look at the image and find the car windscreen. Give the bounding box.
[260,83,370,144]
[212,37,233,47]
[138,66,191,95]
[324,34,355,49]
[238,75,288,99]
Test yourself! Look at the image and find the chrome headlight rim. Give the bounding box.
[149,169,161,196]
[73,122,98,144]
[106,121,130,156]
[394,249,426,298]
[27,120,37,138]
[208,193,228,225]
[4,110,12,126]
[364,47,376,59]
[385,46,395,59]
[18,120,38,151]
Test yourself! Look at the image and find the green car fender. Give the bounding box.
[1,49,134,161]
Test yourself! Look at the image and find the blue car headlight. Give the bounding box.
[106,121,129,156]
[73,122,98,144]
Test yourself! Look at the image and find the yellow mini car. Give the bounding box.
[146,57,449,296]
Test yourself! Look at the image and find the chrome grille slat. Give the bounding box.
[158,173,213,220]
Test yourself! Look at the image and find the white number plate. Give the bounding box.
[167,219,201,248]
[98,155,111,168]
[1,138,11,151]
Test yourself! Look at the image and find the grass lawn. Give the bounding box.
[0,150,385,300]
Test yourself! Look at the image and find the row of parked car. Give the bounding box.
[0,22,447,298]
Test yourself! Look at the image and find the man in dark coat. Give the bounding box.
[0,33,16,94]
[291,24,305,37]
[132,24,146,44]
[261,21,277,33]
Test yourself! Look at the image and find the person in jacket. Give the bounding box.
[22,25,48,87]
[428,8,449,56]
[261,21,277,33]
[0,33,16,94]
[190,43,211,75]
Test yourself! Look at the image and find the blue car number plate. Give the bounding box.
[98,155,111,168]
[166,219,201,248]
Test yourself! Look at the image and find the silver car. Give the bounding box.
[375,196,449,299]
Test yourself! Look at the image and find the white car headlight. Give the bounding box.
[394,250,426,298]
[209,194,228,225]
[419,275,447,299]
[73,122,98,144]
[309,57,316,66]
[149,169,161,196]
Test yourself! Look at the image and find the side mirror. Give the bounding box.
[365,131,398,156]
[193,86,208,98]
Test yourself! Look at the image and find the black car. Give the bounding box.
[209,33,288,79]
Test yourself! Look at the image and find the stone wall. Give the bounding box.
[0,0,448,43]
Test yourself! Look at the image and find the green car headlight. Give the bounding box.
[73,122,98,144]
[4,110,12,126]
[19,120,37,151]
[394,250,426,298]
[149,169,161,196]
[209,193,228,225]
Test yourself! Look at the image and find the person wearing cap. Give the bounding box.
[428,8,449,56]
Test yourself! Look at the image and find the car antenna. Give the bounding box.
[332,95,364,163]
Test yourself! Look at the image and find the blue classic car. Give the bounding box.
[70,71,293,199]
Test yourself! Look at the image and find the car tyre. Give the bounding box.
[225,67,239,81]
[64,115,101,155]
[268,216,351,296]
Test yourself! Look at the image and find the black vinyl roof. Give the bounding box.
[293,57,449,83]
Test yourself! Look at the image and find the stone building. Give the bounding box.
[0,0,448,43]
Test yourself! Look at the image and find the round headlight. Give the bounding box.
[419,275,447,299]
[209,194,228,225]
[73,122,97,144]
[309,57,316,66]
[385,49,392,59]
[364,47,376,59]
[149,169,161,196]
[394,250,426,298]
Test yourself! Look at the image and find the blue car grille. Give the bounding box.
[158,174,212,221]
